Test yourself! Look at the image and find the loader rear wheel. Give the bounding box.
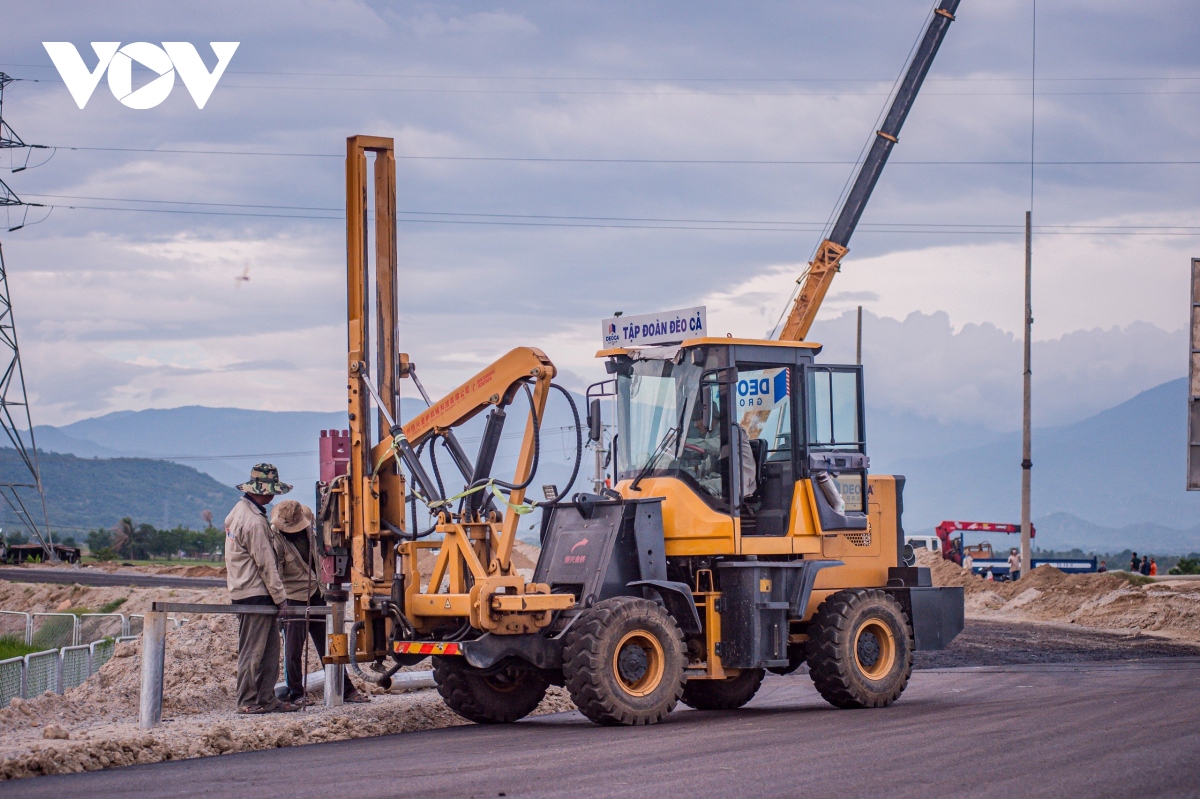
[806,588,913,709]
[563,597,687,726]
[432,656,548,724]
[680,668,764,710]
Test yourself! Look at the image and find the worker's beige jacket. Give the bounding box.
[224,497,287,604]
[273,527,320,602]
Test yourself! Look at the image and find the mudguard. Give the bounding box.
[627,579,702,634]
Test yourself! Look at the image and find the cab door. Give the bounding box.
[733,363,795,536]
[801,365,869,531]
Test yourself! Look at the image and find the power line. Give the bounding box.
[27,202,1200,235]
[5,61,1200,83]
[41,146,1200,165]
[17,78,1200,97]
[24,192,1200,230]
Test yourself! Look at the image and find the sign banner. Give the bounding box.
[602,306,706,348]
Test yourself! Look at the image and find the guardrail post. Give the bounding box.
[139,611,167,729]
[325,600,345,708]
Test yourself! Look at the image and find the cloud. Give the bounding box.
[0,0,1194,430]
[222,359,298,371]
[808,309,1185,430]
[404,10,538,38]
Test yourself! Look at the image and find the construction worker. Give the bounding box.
[225,463,297,715]
[1007,548,1021,581]
[962,552,974,574]
[681,391,756,501]
[270,499,369,705]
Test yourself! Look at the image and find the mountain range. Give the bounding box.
[13,377,1200,553]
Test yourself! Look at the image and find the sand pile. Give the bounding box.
[918,550,1200,641]
[0,581,225,616]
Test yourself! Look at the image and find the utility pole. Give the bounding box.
[1020,0,1037,579]
[856,305,863,365]
[1020,211,1033,578]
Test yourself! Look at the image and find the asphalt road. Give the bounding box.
[0,566,224,589]
[16,658,1200,799]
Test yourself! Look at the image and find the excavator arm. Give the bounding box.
[368,346,556,573]
[778,0,960,341]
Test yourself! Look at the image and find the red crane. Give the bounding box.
[935,520,1035,563]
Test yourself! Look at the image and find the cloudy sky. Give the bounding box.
[0,1,1197,431]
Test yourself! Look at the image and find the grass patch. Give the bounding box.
[0,634,38,660]
[98,598,127,614]
[1119,573,1155,586]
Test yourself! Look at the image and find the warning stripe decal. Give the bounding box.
[393,641,461,656]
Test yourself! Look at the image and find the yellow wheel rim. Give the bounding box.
[853,619,896,680]
[612,630,665,697]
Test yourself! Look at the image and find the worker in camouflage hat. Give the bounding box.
[236,462,293,496]
[225,462,295,714]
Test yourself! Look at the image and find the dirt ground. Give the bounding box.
[918,549,1200,642]
[915,617,1200,668]
[0,605,574,780]
[20,561,227,578]
[0,580,226,616]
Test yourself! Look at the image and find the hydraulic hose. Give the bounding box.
[467,381,542,494]
[347,620,404,689]
[428,437,448,499]
[535,383,582,507]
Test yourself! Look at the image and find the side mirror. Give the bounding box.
[587,398,602,442]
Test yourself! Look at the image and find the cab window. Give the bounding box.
[807,368,861,449]
[735,367,791,460]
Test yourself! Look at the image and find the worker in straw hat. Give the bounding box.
[225,463,298,714]
[271,499,369,705]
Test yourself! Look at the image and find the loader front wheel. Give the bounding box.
[563,597,687,725]
[433,656,548,724]
[806,588,913,709]
[680,668,764,710]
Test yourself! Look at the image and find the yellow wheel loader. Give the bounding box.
[320,0,965,727]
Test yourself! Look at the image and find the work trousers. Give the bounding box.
[234,595,280,709]
[283,593,353,698]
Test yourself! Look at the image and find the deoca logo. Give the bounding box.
[42,42,239,109]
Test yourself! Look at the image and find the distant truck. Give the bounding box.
[904,520,1098,579]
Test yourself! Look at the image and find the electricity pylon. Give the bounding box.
[0,73,54,558]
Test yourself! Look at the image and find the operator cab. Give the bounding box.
[591,337,869,535]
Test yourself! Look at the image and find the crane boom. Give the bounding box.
[778,0,960,341]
